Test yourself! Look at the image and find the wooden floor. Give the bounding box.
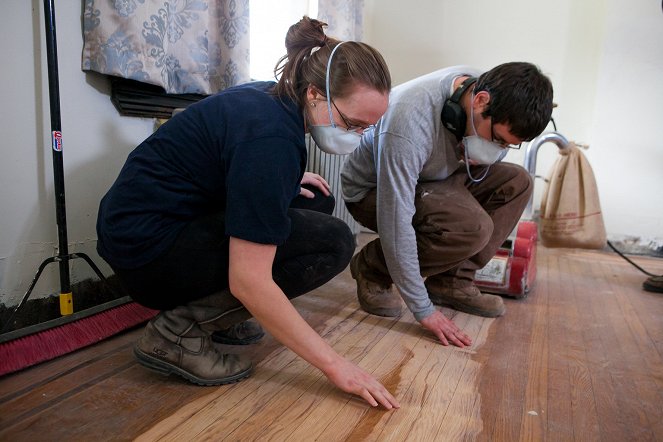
[1,234,662,441]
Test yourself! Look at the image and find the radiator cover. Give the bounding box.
[305,135,360,235]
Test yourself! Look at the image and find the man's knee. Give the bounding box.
[345,189,378,232]
[465,210,494,254]
[497,163,533,196]
[416,207,494,257]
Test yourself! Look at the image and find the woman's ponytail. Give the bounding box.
[273,16,391,109]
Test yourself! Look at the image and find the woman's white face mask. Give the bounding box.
[308,42,362,155]
[309,124,362,155]
[462,94,508,182]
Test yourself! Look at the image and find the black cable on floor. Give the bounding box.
[608,241,659,276]
[607,240,663,293]
[606,240,658,277]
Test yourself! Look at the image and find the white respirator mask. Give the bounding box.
[462,95,508,182]
[308,42,362,155]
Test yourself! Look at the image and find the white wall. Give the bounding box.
[363,0,663,244]
[589,0,663,240]
[1,0,662,308]
[0,0,154,306]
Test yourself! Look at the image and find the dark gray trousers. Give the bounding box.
[114,186,355,312]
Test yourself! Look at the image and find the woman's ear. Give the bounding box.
[306,85,325,103]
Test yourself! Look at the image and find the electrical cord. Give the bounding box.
[607,240,663,293]
[607,240,659,277]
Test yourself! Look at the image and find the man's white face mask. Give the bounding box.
[308,42,362,155]
[462,94,508,182]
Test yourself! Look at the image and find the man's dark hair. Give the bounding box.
[475,62,553,141]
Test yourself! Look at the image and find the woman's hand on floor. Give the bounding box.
[229,237,398,410]
[323,357,401,410]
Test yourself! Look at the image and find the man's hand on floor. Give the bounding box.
[420,310,472,347]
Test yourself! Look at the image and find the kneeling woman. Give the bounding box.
[96,17,398,409]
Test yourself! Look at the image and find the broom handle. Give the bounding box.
[43,0,71,298]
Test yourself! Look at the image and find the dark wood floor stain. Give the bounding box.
[345,348,414,441]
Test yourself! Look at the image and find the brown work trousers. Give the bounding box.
[345,162,533,292]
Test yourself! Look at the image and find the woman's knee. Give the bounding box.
[290,184,336,214]
[274,212,355,296]
[280,208,355,263]
[334,219,356,266]
[313,214,355,269]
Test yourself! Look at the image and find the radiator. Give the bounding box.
[305,135,361,235]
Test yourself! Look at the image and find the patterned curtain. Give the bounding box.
[82,0,250,94]
[317,0,364,40]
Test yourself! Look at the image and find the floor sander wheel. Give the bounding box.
[474,220,538,298]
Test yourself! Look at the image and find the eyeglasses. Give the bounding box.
[490,122,521,150]
[331,100,374,133]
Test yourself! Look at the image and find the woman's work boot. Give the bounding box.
[350,254,403,317]
[212,319,265,345]
[133,311,253,385]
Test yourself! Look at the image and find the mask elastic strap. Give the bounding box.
[465,159,491,183]
[464,143,507,183]
[469,92,480,135]
[464,91,506,183]
[325,41,346,128]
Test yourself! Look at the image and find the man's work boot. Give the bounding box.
[212,319,265,345]
[426,279,505,318]
[350,254,402,317]
[133,311,253,385]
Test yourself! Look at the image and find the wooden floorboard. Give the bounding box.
[1,235,662,441]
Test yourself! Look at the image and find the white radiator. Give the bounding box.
[305,135,360,235]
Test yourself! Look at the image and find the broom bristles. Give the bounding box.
[0,302,157,377]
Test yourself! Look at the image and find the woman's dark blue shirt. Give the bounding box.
[96,81,306,269]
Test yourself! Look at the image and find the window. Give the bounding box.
[250,0,318,81]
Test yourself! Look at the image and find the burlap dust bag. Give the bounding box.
[539,142,607,249]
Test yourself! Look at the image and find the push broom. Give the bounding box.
[0,0,157,377]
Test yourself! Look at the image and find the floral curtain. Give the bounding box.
[317,0,365,40]
[82,0,250,95]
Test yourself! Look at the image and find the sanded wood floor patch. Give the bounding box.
[136,306,492,441]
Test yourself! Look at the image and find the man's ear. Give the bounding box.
[473,90,491,113]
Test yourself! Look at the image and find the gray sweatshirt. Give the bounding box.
[341,66,481,321]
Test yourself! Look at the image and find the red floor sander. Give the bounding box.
[474,220,538,298]
[474,131,570,298]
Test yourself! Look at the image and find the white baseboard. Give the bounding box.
[607,235,663,257]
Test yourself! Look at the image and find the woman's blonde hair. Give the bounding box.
[273,17,391,108]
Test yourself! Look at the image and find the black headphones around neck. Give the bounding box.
[441,77,477,141]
